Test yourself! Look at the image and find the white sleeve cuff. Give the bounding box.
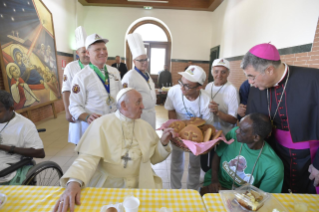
[67,178,83,187]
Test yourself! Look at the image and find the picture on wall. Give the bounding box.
[0,0,60,111]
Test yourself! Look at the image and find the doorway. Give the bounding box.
[126,20,171,87]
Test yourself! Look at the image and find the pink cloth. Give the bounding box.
[157,119,234,156]
[249,43,280,61]
[274,129,319,194]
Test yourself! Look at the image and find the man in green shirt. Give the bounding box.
[203,113,284,193]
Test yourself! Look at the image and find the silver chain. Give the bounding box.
[121,120,135,156]
[267,68,290,125]
[210,83,224,100]
[231,142,265,189]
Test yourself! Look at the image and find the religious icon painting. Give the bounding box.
[0,0,61,112]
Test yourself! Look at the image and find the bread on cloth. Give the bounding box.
[185,117,206,127]
[168,120,186,133]
[179,124,203,143]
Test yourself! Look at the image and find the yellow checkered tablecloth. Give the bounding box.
[203,193,319,212]
[0,186,207,211]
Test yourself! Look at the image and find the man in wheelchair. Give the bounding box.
[0,90,45,185]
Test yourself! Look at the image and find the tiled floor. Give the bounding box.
[35,105,205,189]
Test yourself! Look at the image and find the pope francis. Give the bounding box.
[53,88,175,212]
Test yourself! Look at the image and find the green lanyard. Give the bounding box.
[89,63,109,84]
[78,60,85,69]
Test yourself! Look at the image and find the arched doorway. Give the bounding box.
[126,20,171,87]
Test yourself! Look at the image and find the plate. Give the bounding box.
[219,190,288,212]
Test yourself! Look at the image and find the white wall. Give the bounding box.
[42,0,77,54]
[211,0,319,58]
[79,7,212,60]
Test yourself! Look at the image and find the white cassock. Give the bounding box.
[69,64,122,137]
[60,110,172,189]
[61,60,84,144]
[122,70,156,128]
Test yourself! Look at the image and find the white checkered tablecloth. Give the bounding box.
[0,186,207,211]
[203,193,319,212]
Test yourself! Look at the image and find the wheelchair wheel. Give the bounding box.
[22,161,63,186]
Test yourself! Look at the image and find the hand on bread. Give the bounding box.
[160,128,177,146]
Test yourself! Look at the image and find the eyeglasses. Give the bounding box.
[246,72,262,81]
[135,58,149,63]
[178,79,200,91]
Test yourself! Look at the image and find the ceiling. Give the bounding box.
[78,0,224,11]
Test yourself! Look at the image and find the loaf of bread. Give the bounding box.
[179,124,203,143]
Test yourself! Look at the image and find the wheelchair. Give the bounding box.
[0,129,63,186]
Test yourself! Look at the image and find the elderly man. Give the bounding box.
[53,88,174,212]
[164,65,213,190]
[0,90,45,185]
[69,33,121,136]
[205,59,239,134]
[62,26,90,145]
[202,113,284,194]
[243,43,319,194]
[201,59,239,172]
[111,55,128,79]
[122,33,156,128]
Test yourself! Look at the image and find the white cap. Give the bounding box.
[127,33,146,59]
[212,58,230,69]
[178,65,206,85]
[85,33,109,49]
[75,26,87,50]
[116,88,134,102]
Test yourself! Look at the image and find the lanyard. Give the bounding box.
[134,66,149,82]
[89,63,110,94]
[78,60,85,69]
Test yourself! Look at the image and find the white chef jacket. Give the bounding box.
[122,69,156,128]
[69,64,122,136]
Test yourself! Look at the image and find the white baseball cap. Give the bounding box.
[212,58,230,70]
[178,65,206,85]
[85,33,109,49]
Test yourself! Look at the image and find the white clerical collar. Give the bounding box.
[115,110,134,122]
[273,63,288,87]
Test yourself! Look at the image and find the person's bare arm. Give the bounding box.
[77,113,101,124]
[0,145,45,158]
[209,101,237,124]
[208,152,222,193]
[168,110,177,119]
[62,91,75,123]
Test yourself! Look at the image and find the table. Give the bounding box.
[202,193,319,212]
[0,186,207,211]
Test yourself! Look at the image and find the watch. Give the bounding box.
[8,145,16,154]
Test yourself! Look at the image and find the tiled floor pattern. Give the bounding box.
[35,105,205,189]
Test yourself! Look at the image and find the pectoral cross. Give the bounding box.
[121,152,131,168]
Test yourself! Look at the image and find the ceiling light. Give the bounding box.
[144,6,153,10]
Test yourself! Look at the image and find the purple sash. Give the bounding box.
[274,129,319,194]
